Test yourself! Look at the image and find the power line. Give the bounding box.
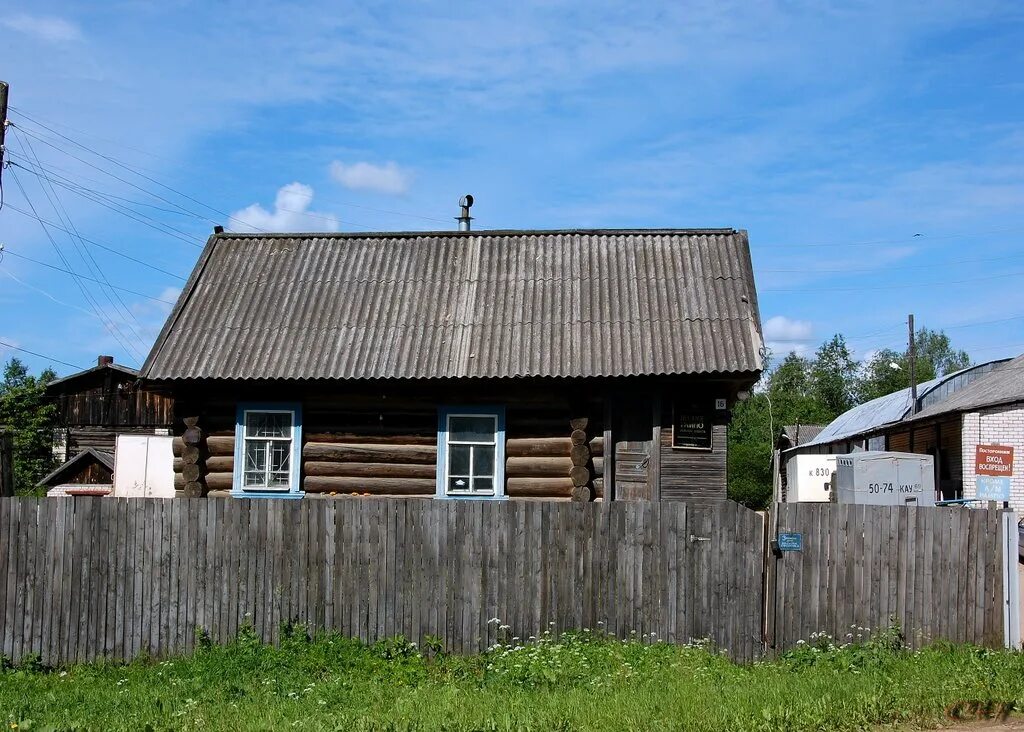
[759,251,1024,275]
[6,166,144,364]
[16,132,146,335]
[0,339,85,370]
[8,106,448,229]
[1,248,177,305]
[2,202,187,279]
[761,269,1024,293]
[752,226,1020,250]
[7,153,204,246]
[1,265,116,322]
[8,104,178,166]
[8,152,197,216]
[9,121,268,234]
[11,105,451,225]
[12,151,380,233]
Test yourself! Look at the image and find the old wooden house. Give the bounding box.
[139,227,764,502]
[39,356,175,495]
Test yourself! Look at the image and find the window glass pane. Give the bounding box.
[241,409,294,490]
[473,445,495,477]
[473,478,494,494]
[448,476,470,492]
[449,444,471,475]
[270,442,290,472]
[245,441,265,473]
[449,415,496,442]
[243,470,264,487]
[246,411,291,438]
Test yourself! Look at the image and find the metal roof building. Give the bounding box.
[779,356,1024,510]
[801,359,1007,449]
[909,354,1024,422]
[140,229,763,382]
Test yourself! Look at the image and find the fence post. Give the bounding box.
[0,430,13,497]
[1002,511,1021,649]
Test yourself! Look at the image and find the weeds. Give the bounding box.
[1,622,1023,731]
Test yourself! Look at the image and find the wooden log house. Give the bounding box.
[140,228,764,502]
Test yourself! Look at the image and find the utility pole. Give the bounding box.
[0,80,8,191]
[908,313,918,414]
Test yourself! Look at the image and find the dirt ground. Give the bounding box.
[926,721,1024,731]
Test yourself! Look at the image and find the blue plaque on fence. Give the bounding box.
[778,532,803,551]
[975,476,1011,501]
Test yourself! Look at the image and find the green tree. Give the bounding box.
[727,349,839,510]
[0,358,58,495]
[856,328,971,403]
[809,334,857,419]
[915,327,971,378]
[727,387,773,509]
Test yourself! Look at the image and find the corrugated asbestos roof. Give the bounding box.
[910,354,1024,421]
[140,229,764,381]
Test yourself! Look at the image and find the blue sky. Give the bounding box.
[2,1,1024,376]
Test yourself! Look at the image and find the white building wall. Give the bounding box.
[961,405,1024,512]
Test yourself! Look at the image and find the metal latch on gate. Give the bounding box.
[688,534,711,543]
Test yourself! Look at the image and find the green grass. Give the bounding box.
[1,625,1022,731]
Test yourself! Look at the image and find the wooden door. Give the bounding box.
[613,397,654,500]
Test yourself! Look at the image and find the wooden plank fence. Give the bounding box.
[767,503,1011,652]
[0,431,12,498]
[0,497,765,666]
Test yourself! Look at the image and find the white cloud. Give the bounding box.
[2,13,81,42]
[329,161,411,196]
[764,315,813,342]
[764,315,814,357]
[228,183,341,233]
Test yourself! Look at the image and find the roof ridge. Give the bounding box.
[213,228,742,240]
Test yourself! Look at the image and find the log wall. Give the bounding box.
[171,385,607,500]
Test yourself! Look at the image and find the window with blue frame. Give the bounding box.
[437,407,505,498]
[233,404,303,497]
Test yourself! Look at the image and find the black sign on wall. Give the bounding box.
[671,401,713,450]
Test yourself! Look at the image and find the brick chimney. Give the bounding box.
[97,355,114,367]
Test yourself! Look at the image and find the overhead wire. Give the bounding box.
[9,159,206,245]
[6,152,205,246]
[8,121,268,233]
[2,203,186,279]
[13,131,149,350]
[10,105,451,225]
[761,269,1024,294]
[6,167,144,365]
[0,339,84,370]
[752,225,1021,250]
[7,152,198,216]
[1,265,117,321]
[0,248,177,304]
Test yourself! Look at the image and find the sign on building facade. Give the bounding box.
[974,444,1013,502]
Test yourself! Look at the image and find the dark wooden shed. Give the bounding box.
[47,356,175,459]
[140,228,764,502]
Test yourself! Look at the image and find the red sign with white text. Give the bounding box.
[975,444,1014,477]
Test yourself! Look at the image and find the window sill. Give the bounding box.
[231,490,305,500]
[435,494,509,501]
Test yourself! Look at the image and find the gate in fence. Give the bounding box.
[766,503,1020,653]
